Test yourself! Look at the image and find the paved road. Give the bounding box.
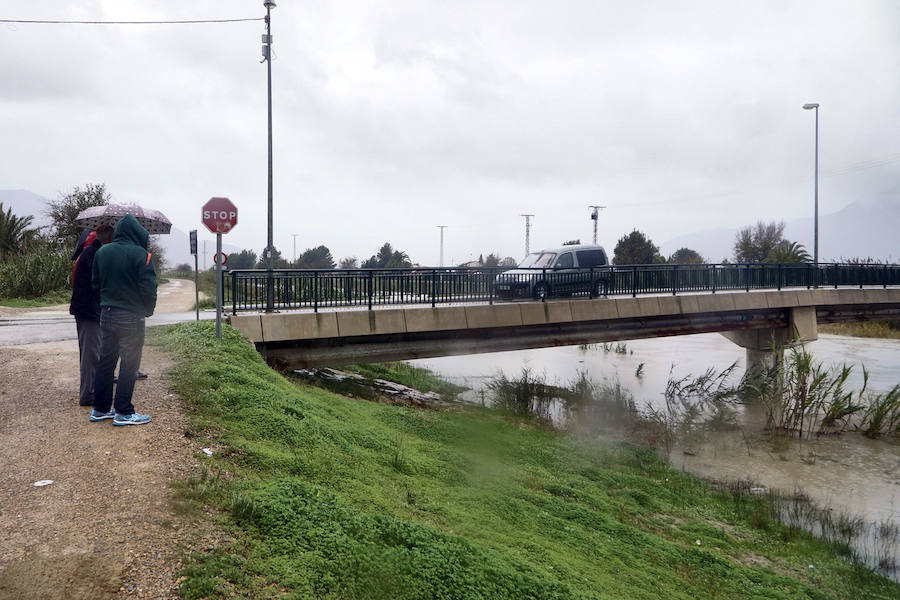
[0,279,213,346]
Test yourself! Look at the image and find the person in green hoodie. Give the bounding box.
[88,214,157,426]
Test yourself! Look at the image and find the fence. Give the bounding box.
[225,263,900,313]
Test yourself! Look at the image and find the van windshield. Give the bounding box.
[518,252,556,268]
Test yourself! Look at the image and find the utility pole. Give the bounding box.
[436,225,447,267]
[520,214,534,256]
[202,240,208,270]
[291,233,298,264]
[263,0,276,312]
[588,205,606,245]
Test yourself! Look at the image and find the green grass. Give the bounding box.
[0,288,71,307]
[149,322,900,600]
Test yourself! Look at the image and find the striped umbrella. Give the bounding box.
[74,203,172,235]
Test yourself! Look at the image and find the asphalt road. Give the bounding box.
[0,279,212,346]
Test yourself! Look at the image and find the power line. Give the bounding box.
[0,17,263,25]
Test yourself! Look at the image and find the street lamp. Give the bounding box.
[436,225,447,267]
[802,102,819,266]
[263,0,276,311]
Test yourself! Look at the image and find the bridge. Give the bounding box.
[224,263,900,370]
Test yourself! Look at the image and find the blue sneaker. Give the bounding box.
[113,413,151,426]
[89,409,116,422]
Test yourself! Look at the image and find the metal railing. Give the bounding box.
[225,263,900,314]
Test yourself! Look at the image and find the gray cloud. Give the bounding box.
[0,0,897,265]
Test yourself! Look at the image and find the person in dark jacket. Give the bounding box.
[89,214,157,426]
[69,225,114,406]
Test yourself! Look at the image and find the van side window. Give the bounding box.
[555,252,574,268]
[576,249,607,266]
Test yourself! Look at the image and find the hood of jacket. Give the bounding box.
[113,214,149,249]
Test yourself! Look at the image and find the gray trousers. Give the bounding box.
[76,317,101,406]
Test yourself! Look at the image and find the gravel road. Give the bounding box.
[0,281,211,599]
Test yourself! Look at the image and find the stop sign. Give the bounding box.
[201,197,238,234]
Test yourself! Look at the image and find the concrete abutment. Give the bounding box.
[720,306,818,373]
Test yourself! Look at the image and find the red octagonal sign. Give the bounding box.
[202,197,238,234]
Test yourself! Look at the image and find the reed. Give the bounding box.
[0,244,70,299]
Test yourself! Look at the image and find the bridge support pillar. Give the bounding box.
[720,306,818,374]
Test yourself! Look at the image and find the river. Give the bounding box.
[411,332,900,580]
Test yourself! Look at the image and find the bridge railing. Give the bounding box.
[225,263,900,313]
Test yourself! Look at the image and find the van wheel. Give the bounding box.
[534,282,549,300]
[594,279,608,297]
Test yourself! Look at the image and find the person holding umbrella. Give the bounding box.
[88,214,157,426]
[69,224,114,406]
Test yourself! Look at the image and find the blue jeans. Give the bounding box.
[93,307,145,416]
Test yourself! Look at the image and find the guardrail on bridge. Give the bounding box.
[225,263,900,314]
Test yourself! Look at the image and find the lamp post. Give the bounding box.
[802,103,819,266]
[263,0,276,311]
[436,225,447,267]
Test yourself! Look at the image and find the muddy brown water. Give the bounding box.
[414,332,900,579]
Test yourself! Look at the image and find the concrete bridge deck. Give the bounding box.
[228,288,900,369]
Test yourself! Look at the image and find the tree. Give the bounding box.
[667,247,705,264]
[733,221,784,263]
[483,253,502,267]
[499,256,518,267]
[768,240,811,263]
[255,247,289,269]
[339,256,359,269]
[148,236,166,276]
[612,230,662,265]
[174,263,192,272]
[361,243,411,268]
[229,249,258,270]
[562,239,581,246]
[0,203,37,259]
[46,184,110,249]
[733,221,809,263]
[295,245,336,269]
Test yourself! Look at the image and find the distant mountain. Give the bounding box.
[661,200,899,263]
[0,189,53,228]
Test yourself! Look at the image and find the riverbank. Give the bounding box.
[151,322,898,599]
[819,321,900,340]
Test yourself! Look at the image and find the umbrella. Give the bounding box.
[74,203,172,235]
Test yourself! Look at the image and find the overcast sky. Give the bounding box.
[1,0,898,265]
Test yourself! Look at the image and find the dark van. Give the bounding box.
[494,244,609,300]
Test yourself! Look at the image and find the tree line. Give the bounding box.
[1,184,167,298]
[610,221,810,266]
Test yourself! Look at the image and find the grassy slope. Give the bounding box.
[151,322,899,600]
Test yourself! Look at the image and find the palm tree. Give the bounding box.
[0,203,37,259]
[767,240,811,263]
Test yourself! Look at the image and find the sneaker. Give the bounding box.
[89,409,116,422]
[113,413,151,426]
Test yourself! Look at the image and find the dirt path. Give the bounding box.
[0,281,209,599]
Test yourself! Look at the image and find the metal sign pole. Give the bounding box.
[216,233,223,339]
[189,229,199,321]
[194,253,200,321]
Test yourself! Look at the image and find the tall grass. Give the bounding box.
[0,244,70,299]
[745,345,899,438]
[722,479,900,581]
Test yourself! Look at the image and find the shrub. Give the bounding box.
[0,244,71,299]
